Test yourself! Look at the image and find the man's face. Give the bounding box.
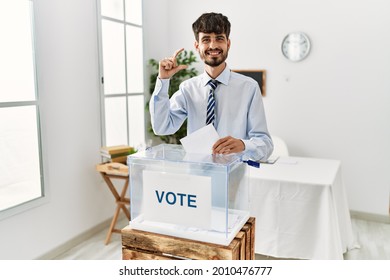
[195,32,230,67]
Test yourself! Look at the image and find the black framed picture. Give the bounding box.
[233,70,266,96]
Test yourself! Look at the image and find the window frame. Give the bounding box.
[0,0,47,221]
[96,0,146,148]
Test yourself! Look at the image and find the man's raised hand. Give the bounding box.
[158,48,189,79]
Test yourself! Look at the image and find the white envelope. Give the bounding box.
[180,124,220,155]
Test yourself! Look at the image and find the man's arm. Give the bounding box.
[149,78,187,135]
[212,134,273,161]
[212,83,273,161]
[149,48,188,135]
[241,85,273,160]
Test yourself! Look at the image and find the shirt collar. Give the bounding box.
[201,65,231,87]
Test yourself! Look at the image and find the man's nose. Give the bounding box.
[209,39,217,48]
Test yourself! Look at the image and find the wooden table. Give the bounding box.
[121,217,256,260]
[96,162,130,245]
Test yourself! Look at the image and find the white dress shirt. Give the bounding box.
[149,65,273,160]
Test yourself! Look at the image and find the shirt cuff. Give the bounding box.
[154,78,170,96]
[241,139,253,153]
[241,139,262,161]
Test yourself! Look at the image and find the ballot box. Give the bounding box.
[127,144,250,246]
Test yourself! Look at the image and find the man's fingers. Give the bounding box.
[213,138,230,154]
[160,60,173,70]
[213,137,229,149]
[159,49,187,78]
[164,61,173,70]
[162,61,187,72]
[212,137,244,155]
[172,48,186,67]
[173,48,185,59]
[176,64,188,71]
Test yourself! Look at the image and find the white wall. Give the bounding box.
[143,0,390,215]
[0,0,389,260]
[0,0,114,259]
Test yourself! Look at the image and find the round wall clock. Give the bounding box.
[281,32,311,62]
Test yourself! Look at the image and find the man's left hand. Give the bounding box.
[212,136,245,155]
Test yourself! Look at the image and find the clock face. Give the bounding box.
[282,32,311,62]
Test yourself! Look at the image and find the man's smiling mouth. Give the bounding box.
[206,50,222,56]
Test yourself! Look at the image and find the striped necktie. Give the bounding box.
[206,79,219,126]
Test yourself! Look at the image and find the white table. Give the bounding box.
[249,156,357,259]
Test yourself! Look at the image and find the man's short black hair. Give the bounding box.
[192,12,231,41]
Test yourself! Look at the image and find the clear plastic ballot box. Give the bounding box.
[127,144,250,246]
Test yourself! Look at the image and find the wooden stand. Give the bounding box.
[96,163,130,245]
[121,217,255,260]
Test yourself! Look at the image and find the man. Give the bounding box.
[150,12,273,161]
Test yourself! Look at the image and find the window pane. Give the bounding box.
[125,0,142,25]
[0,106,42,211]
[128,95,145,148]
[0,0,35,102]
[102,20,126,95]
[100,0,123,20]
[104,97,127,146]
[126,25,144,93]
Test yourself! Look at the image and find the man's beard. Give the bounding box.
[200,49,228,67]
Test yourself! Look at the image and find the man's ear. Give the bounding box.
[227,38,231,51]
[194,40,199,52]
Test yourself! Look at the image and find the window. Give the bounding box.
[97,0,145,148]
[0,0,44,219]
